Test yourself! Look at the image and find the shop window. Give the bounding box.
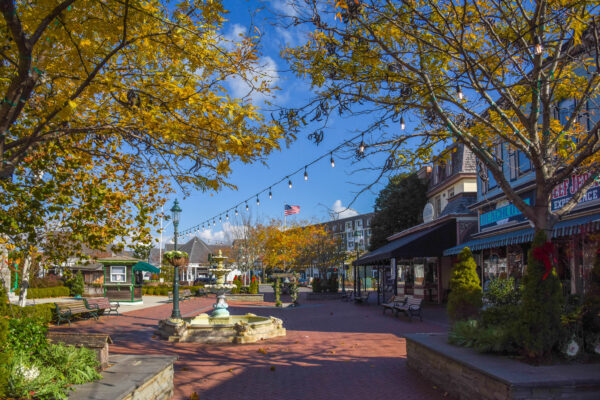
[434,196,442,217]
[110,266,126,283]
[414,264,425,286]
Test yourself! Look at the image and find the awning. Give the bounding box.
[355,220,456,266]
[133,262,160,274]
[443,213,600,256]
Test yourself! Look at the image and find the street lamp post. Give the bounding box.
[354,230,361,295]
[170,199,182,320]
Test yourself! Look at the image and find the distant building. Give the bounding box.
[322,212,375,253]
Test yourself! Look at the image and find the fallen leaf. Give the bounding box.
[189,392,199,400]
[258,348,268,355]
[181,367,189,371]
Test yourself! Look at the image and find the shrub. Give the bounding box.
[273,278,282,307]
[8,318,48,357]
[448,319,479,348]
[231,286,240,294]
[249,277,259,294]
[583,250,600,353]
[0,287,11,398]
[447,247,482,321]
[517,230,563,359]
[328,276,339,293]
[484,277,520,307]
[312,278,322,293]
[70,271,85,296]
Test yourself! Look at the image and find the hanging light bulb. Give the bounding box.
[219,215,222,223]
[235,208,238,216]
[400,116,405,130]
[304,166,308,181]
[456,84,463,100]
[533,36,543,55]
[288,177,292,189]
[213,219,216,226]
[226,212,229,220]
[359,134,365,153]
[330,152,335,168]
[269,187,272,199]
[245,202,249,211]
[256,196,260,206]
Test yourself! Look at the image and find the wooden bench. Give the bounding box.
[197,287,208,297]
[354,291,371,304]
[55,300,97,326]
[168,289,192,302]
[382,295,406,314]
[341,290,354,302]
[394,297,423,321]
[84,297,120,316]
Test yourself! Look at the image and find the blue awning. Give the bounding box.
[444,213,600,256]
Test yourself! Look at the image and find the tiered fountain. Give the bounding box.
[158,251,285,344]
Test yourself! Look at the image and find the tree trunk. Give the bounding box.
[0,240,10,294]
[18,255,31,307]
[533,186,558,237]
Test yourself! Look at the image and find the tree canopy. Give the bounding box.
[369,173,428,250]
[0,0,285,264]
[283,0,600,232]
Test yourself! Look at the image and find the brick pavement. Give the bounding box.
[51,294,451,400]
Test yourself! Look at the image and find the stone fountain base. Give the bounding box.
[157,313,286,344]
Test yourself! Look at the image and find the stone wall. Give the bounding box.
[406,334,600,400]
[227,293,264,302]
[122,362,174,400]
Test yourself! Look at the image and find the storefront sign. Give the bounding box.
[551,172,600,212]
[480,197,531,229]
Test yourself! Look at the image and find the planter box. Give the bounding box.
[405,333,600,400]
[227,293,264,302]
[306,292,342,301]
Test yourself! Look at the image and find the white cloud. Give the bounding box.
[228,56,279,104]
[331,200,359,220]
[270,0,299,17]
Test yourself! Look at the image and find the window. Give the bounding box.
[448,188,454,198]
[446,156,453,177]
[110,266,126,283]
[518,150,531,173]
[432,164,439,185]
[366,218,371,227]
[332,225,337,232]
[434,195,442,217]
[356,219,363,229]
[345,221,352,231]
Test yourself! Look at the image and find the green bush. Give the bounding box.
[484,277,521,307]
[0,287,11,398]
[448,319,479,348]
[583,251,600,352]
[311,278,322,293]
[8,318,49,357]
[449,319,517,354]
[249,278,259,294]
[25,286,70,299]
[517,230,563,359]
[447,247,482,321]
[69,271,85,296]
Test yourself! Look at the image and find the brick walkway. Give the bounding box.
[51,294,450,400]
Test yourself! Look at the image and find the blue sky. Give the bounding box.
[157,1,394,246]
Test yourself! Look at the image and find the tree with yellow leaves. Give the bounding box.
[0,0,284,303]
[283,0,600,233]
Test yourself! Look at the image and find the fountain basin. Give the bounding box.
[157,313,285,344]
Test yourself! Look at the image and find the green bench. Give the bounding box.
[168,289,193,302]
[55,300,98,326]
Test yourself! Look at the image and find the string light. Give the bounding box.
[213,219,216,226]
[400,116,405,130]
[219,215,222,223]
[330,152,335,168]
[226,212,229,220]
[359,134,365,153]
[235,208,238,216]
[256,196,260,206]
[304,166,308,181]
[288,176,292,189]
[246,202,249,211]
[533,36,543,55]
[269,187,272,199]
[456,84,463,100]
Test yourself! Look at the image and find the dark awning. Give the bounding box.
[355,220,456,266]
[443,213,600,256]
[132,262,160,274]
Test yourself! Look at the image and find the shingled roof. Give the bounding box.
[150,236,216,265]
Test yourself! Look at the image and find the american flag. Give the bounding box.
[284,204,300,216]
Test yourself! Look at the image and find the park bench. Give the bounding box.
[382,295,406,314]
[394,297,423,321]
[197,287,208,297]
[84,297,120,316]
[341,290,354,302]
[168,289,192,302]
[55,300,97,326]
[354,291,371,304]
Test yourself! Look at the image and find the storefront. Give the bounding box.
[99,256,159,303]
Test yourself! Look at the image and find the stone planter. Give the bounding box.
[227,293,264,302]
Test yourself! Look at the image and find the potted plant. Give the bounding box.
[163,250,189,267]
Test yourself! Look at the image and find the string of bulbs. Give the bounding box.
[176,126,396,237]
[176,77,486,238]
